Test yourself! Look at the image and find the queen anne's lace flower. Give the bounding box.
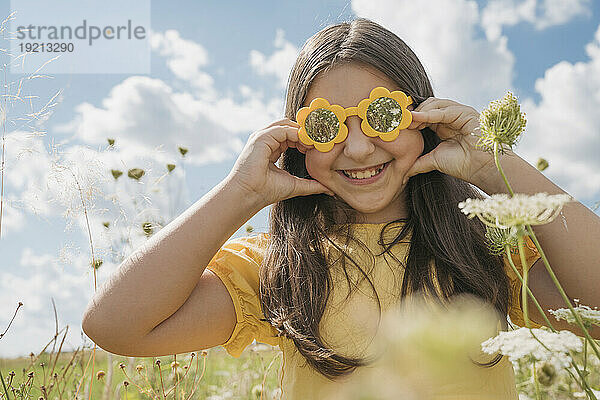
[549,300,600,328]
[458,193,573,229]
[475,91,527,154]
[481,327,583,370]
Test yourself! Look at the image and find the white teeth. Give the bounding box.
[342,164,385,179]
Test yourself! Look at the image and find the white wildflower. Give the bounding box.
[458,193,573,229]
[549,300,600,328]
[481,327,582,370]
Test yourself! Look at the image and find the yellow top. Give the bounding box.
[206,222,542,399]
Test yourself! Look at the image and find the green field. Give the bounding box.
[0,342,283,400]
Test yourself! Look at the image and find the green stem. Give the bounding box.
[492,139,600,365]
[584,337,588,373]
[493,141,514,197]
[532,360,541,400]
[505,245,596,400]
[504,246,554,329]
[491,142,598,399]
[0,370,10,400]
[525,225,600,361]
[517,236,530,329]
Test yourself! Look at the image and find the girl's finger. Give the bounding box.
[410,106,463,126]
[410,106,479,139]
[265,118,300,129]
[414,97,457,112]
[262,125,314,157]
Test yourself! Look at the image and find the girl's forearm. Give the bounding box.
[82,176,267,342]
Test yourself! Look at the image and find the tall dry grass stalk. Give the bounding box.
[0,11,62,240]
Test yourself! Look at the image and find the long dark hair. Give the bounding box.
[258,17,510,381]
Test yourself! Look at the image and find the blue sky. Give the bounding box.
[0,0,599,357]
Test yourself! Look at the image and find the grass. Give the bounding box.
[0,342,284,400]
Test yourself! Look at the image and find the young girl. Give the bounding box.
[82,18,600,399]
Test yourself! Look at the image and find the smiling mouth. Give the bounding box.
[338,160,392,179]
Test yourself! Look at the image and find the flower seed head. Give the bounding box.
[485,225,519,255]
[111,169,123,180]
[136,364,144,373]
[536,157,549,171]
[119,362,126,369]
[127,168,145,181]
[201,350,208,356]
[536,362,557,386]
[123,380,129,387]
[96,370,106,380]
[155,359,161,367]
[476,91,526,154]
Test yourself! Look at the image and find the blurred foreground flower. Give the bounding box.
[475,91,526,154]
[326,293,503,400]
[481,327,582,371]
[458,193,573,229]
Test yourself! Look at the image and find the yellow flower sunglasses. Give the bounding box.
[295,86,414,152]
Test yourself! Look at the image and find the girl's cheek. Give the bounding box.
[305,152,324,179]
[402,130,425,159]
[305,151,335,179]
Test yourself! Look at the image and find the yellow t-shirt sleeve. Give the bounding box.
[502,235,544,329]
[205,233,280,357]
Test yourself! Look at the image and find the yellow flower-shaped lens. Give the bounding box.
[295,86,413,152]
[357,87,413,142]
[297,98,348,152]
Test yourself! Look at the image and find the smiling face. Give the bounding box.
[303,62,424,223]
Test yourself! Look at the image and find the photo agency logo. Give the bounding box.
[9,0,151,74]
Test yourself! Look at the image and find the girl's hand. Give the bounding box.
[226,118,334,206]
[404,97,507,184]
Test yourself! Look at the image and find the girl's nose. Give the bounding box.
[342,116,376,161]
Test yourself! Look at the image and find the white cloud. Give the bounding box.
[352,0,516,109]
[1,131,56,230]
[481,0,592,41]
[351,0,599,202]
[517,24,600,202]
[0,201,25,236]
[3,29,287,240]
[249,29,299,88]
[0,247,116,358]
[54,29,288,167]
[53,76,246,166]
[150,29,216,98]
